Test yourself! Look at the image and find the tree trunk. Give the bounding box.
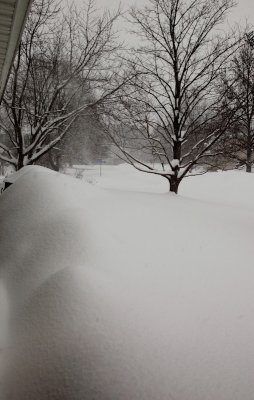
[48,150,61,171]
[246,144,252,173]
[246,128,252,173]
[168,176,180,194]
[17,154,24,171]
[246,163,252,173]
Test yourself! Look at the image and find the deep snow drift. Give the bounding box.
[0,165,254,400]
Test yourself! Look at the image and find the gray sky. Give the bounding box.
[74,0,254,25]
[72,0,254,44]
[228,0,254,24]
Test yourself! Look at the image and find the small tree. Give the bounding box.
[0,0,122,170]
[105,0,240,193]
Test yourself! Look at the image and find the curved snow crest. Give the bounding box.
[0,166,101,303]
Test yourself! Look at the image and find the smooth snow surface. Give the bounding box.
[0,165,254,400]
[3,165,54,184]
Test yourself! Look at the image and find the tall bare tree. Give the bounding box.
[0,0,124,170]
[105,0,240,193]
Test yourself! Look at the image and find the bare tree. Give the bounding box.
[105,0,240,193]
[219,34,254,172]
[0,0,124,170]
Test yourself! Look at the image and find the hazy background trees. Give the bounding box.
[216,34,254,172]
[41,107,109,170]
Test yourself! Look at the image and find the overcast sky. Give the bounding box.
[72,0,254,43]
[73,0,254,24]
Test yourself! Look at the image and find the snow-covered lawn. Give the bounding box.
[1,164,254,399]
[75,163,254,208]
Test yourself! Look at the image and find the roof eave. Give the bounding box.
[0,0,33,102]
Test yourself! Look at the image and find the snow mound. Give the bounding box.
[0,166,254,400]
[4,165,54,184]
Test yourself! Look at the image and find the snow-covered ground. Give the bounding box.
[0,164,254,400]
[70,163,254,208]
